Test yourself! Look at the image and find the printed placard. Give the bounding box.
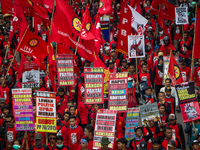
[22,70,40,89]
[12,88,34,131]
[175,7,188,25]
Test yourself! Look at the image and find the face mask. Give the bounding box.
[13,145,20,150]
[159,31,163,35]
[35,140,43,148]
[114,37,117,42]
[127,82,133,88]
[158,64,162,66]
[145,94,151,99]
[57,144,63,148]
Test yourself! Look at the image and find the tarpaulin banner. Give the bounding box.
[12,88,34,131]
[175,7,188,25]
[55,54,75,86]
[175,81,200,123]
[22,70,40,89]
[84,68,104,104]
[36,91,57,133]
[163,56,179,85]
[108,73,128,112]
[125,108,140,142]
[139,103,160,125]
[93,109,117,149]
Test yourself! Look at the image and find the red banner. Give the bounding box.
[1,0,14,15]
[175,82,200,123]
[55,54,75,86]
[108,73,128,112]
[84,68,104,105]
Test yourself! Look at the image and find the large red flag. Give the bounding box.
[80,8,95,40]
[157,5,168,35]
[168,52,184,86]
[9,0,28,42]
[57,43,78,60]
[98,0,112,15]
[94,13,102,55]
[116,2,132,55]
[17,28,48,66]
[130,0,141,14]
[193,6,200,59]
[1,0,14,15]
[43,0,54,13]
[52,0,95,62]
[150,0,177,20]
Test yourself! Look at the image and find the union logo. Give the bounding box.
[72,17,82,32]
[174,65,181,79]
[28,39,39,47]
[100,1,103,8]
[85,22,91,31]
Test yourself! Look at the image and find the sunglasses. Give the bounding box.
[5,120,11,123]
[29,131,35,133]
[50,138,56,140]
[80,142,86,144]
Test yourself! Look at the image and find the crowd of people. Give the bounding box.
[0,0,199,150]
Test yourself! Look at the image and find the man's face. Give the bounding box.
[129,66,135,73]
[80,140,88,148]
[116,6,120,11]
[158,93,165,102]
[109,63,114,69]
[136,129,142,137]
[58,91,64,97]
[148,120,155,127]
[49,135,56,143]
[152,143,161,150]
[146,0,150,6]
[168,146,176,150]
[28,131,35,137]
[84,128,89,137]
[165,80,171,87]
[147,32,151,37]
[111,51,116,57]
[56,139,63,145]
[165,91,171,97]
[5,117,13,126]
[3,108,9,115]
[180,63,186,69]
[165,129,172,139]
[6,23,10,29]
[145,89,152,95]
[102,144,108,149]
[183,33,188,39]
[192,143,199,150]
[164,40,169,45]
[117,142,124,149]
[169,119,176,125]
[0,18,3,24]
[26,56,32,61]
[69,118,76,127]
[94,104,99,111]
[4,35,9,41]
[0,77,5,85]
[122,62,127,67]
[155,48,159,53]
[64,114,70,122]
[39,79,43,86]
[159,106,165,114]
[69,107,75,115]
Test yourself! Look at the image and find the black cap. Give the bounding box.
[109,59,114,64]
[4,59,9,65]
[122,59,127,63]
[58,87,64,92]
[167,140,176,147]
[191,140,200,145]
[152,138,161,144]
[135,126,143,132]
[111,43,116,49]
[165,86,171,92]
[85,60,91,63]
[139,141,147,150]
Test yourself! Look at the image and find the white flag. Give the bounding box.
[128,5,148,31]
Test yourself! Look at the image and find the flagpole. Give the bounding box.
[4,43,10,59]
[75,36,80,55]
[50,0,56,35]
[136,58,139,93]
[190,4,197,81]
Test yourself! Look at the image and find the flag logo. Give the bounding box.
[100,2,103,8]
[72,17,82,32]
[28,38,39,47]
[174,65,181,79]
[85,22,91,31]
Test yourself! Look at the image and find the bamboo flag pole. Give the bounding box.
[190,4,197,81]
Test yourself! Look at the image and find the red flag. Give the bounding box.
[168,52,183,86]
[94,13,101,55]
[43,0,54,13]
[193,6,200,59]
[17,28,48,66]
[130,0,141,14]
[52,0,95,62]
[98,0,112,15]
[1,0,14,15]
[80,8,95,40]
[17,54,26,80]
[157,5,168,35]
[116,2,132,55]
[57,43,78,60]
[150,0,177,20]
[9,0,28,42]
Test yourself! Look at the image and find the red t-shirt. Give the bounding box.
[193,66,200,86]
[138,72,151,87]
[180,66,191,82]
[160,44,175,56]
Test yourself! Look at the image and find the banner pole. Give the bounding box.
[25,131,29,150]
[190,4,197,81]
[192,121,197,137]
[4,44,10,59]
[135,58,139,93]
[75,36,80,55]
[46,133,48,145]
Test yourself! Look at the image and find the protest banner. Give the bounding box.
[12,88,35,131]
[163,56,179,85]
[139,103,160,125]
[128,35,145,58]
[36,91,57,133]
[175,7,188,25]
[84,68,104,104]
[125,108,140,142]
[108,73,128,112]
[175,81,200,123]
[55,54,75,86]
[93,109,117,149]
[22,70,40,89]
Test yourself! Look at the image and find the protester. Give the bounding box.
[97,136,113,150]
[53,136,69,150]
[30,133,49,150]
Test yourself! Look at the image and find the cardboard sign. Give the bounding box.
[93,109,117,149]
[36,91,57,133]
[175,81,200,122]
[108,73,128,112]
[84,68,104,104]
[12,88,34,131]
[56,54,75,86]
[22,70,40,89]
[175,7,188,25]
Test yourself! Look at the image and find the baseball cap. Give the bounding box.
[104,46,110,51]
[167,140,176,148]
[7,55,14,59]
[109,59,114,64]
[135,126,143,132]
[152,138,161,144]
[122,59,127,63]
[110,49,116,53]
[58,87,64,92]
[191,140,200,145]
[4,59,9,65]
[165,86,171,92]
[169,114,176,120]
[128,77,133,81]
[0,98,5,103]
[139,141,147,150]
[35,133,43,140]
